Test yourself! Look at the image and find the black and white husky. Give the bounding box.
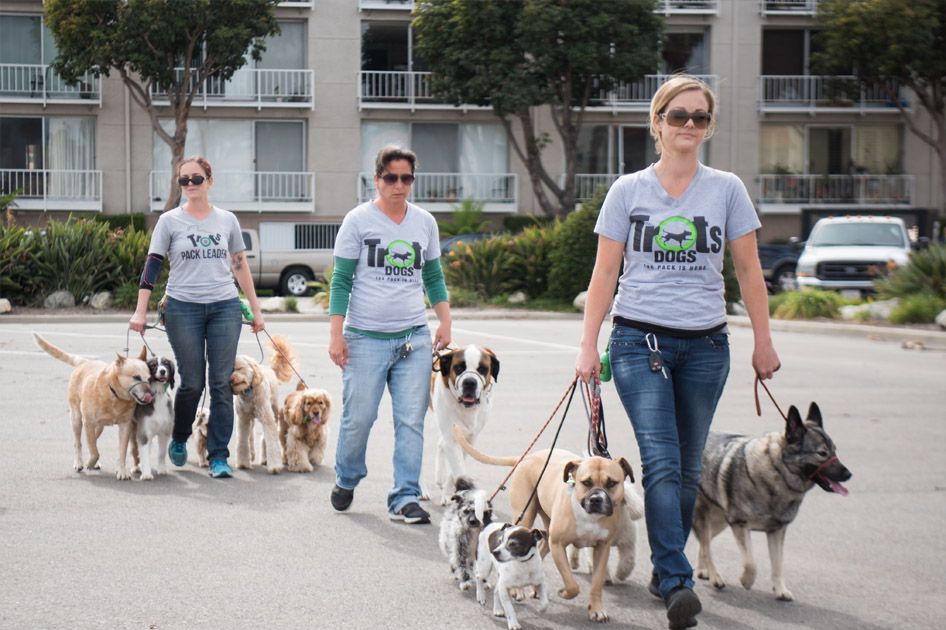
[131,356,176,480]
[438,476,492,590]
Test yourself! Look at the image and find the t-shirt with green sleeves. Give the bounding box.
[148,206,245,304]
[332,201,441,333]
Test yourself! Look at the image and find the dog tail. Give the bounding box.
[33,332,86,367]
[268,335,297,383]
[452,424,519,467]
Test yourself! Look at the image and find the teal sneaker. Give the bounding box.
[168,440,188,467]
[209,458,232,479]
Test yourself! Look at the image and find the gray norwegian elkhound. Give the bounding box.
[692,402,851,602]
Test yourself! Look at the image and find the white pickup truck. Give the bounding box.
[240,222,340,296]
[795,216,913,295]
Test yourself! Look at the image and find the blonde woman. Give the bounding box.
[575,76,779,629]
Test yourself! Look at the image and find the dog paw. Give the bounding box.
[132,464,141,474]
[558,586,580,600]
[116,470,131,481]
[458,581,472,592]
[506,621,521,630]
[697,568,709,580]
[268,466,282,475]
[588,608,609,623]
[155,467,167,476]
[74,464,84,473]
[140,472,154,481]
[740,567,757,590]
[774,586,794,601]
[492,608,505,618]
[236,461,250,470]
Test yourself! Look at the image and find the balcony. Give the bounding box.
[759,76,907,113]
[0,64,101,106]
[573,174,621,203]
[357,172,517,213]
[758,174,914,207]
[358,71,487,111]
[760,0,818,16]
[0,169,102,211]
[359,0,414,10]
[589,74,718,112]
[278,1,313,7]
[150,68,314,110]
[655,1,719,15]
[150,171,315,212]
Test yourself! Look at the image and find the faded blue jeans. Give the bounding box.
[164,296,242,461]
[609,323,730,599]
[334,325,431,514]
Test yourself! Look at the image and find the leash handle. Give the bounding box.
[754,374,787,421]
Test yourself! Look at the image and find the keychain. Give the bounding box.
[644,333,669,379]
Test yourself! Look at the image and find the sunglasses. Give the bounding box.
[659,110,712,129]
[178,174,207,186]
[379,173,415,185]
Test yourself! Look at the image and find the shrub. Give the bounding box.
[888,292,946,324]
[108,227,152,287]
[502,213,553,234]
[443,235,515,299]
[772,289,845,320]
[0,224,41,303]
[74,212,148,232]
[875,244,946,300]
[284,296,299,313]
[767,291,791,316]
[438,198,490,237]
[31,218,120,303]
[545,193,604,301]
[446,286,481,307]
[112,280,166,310]
[505,224,553,298]
[310,266,333,311]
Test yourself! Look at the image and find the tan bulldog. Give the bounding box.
[453,426,634,623]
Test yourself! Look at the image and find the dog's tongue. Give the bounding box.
[141,392,154,405]
[825,477,849,496]
[460,395,477,405]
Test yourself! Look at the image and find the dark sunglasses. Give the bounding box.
[660,110,712,129]
[379,173,415,185]
[178,174,207,186]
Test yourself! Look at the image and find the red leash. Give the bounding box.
[754,374,787,421]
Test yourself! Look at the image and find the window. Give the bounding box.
[227,20,307,99]
[760,124,902,175]
[360,22,426,71]
[760,125,804,173]
[0,116,96,198]
[662,31,708,75]
[153,119,306,202]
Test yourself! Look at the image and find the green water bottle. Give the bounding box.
[240,300,254,322]
[599,349,612,382]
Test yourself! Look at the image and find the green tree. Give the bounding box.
[45,0,280,210]
[413,0,662,218]
[813,0,946,219]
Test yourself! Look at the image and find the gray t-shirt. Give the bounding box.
[333,201,441,332]
[595,163,760,330]
[148,206,245,304]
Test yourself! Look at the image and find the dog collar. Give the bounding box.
[241,387,254,398]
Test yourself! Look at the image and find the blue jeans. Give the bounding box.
[164,296,243,461]
[334,326,431,514]
[609,324,730,599]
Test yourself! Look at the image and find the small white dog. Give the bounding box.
[438,476,493,590]
[430,345,500,504]
[131,355,176,480]
[475,522,547,630]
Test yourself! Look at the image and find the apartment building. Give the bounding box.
[1,0,941,241]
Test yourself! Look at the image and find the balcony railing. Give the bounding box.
[358,172,517,206]
[759,76,907,113]
[758,174,914,206]
[151,68,314,110]
[760,0,818,16]
[150,171,315,212]
[0,169,102,211]
[278,1,313,7]
[590,74,718,112]
[574,174,621,202]
[359,0,413,9]
[358,70,484,110]
[0,64,101,105]
[655,1,719,15]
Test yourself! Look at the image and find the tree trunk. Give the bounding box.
[162,106,190,211]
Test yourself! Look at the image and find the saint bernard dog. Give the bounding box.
[431,345,500,505]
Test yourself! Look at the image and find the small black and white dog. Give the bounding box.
[438,476,493,590]
[131,355,176,480]
[475,522,547,630]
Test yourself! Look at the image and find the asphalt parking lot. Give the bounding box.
[1,314,944,629]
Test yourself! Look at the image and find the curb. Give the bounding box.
[728,315,946,345]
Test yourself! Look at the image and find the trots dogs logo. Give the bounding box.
[364,238,423,277]
[629,213,722,269]
[180,231,228,260]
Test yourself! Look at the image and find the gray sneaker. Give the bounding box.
[388,502,430,524]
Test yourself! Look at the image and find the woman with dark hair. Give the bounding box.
[129,156,264,479]
[327,145,452,525]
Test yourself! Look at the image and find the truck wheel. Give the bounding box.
[774,265,797,293]
[280,267,314,297]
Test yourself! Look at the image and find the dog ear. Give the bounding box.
[563,460,581,484]
[786,405,806,443]
[296,380,306,391]
[251,362,264,388]
[482,347,500,382]
[137,346,148,361]
[532,529,547,544]
[439,352,453,375]
[115,353,126,365]
[806,402,823,427]
[617,457,635,484]
[451,493,464,505]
